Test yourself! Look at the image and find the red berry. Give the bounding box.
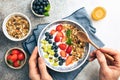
[7,54,12,60]
[54,36,60,42]
[56,24,63,31]
[60,50,67,57]
[10,54,18,62]
[59,44,67,50]
[13,60,20,67]
[18,53,25,61]
[11,49,20,55]
[66,46,72,54]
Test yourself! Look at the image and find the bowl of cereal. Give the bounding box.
[2,12,31,41]
[38,19,91,72]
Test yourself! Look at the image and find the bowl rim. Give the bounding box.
[4,47,27,69]
[2,12,31,41]
[30,0,50,17]
[37,19,91,72]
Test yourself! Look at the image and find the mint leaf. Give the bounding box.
[43,12,49,16]
[44,4,50,11]
[66,29,71,37]
[66,38,72,45]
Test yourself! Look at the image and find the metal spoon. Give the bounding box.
[77,31,114,61]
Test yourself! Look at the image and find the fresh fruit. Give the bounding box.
[56,32,64,37]
[59,44,67,50]
[13,60,20,67]
[91,7,106,21]
[50,30,56,35]
[61,36,67,42]
[60,50,66,57]
[65,56,73,66]
[32,0,50,16]
[11,49,20,55]
[66,46,72,54]
[18,53,25,61]
[10,54,18,62]
[7,54,12,60]
[54,36,60,42]
[59,61,63,66]
[56,24,63,31]
[54,53,58,57]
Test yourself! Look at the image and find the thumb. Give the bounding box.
[96,50,108,70]
[38,57,50,78]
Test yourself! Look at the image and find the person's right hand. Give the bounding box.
[89,48,120,80]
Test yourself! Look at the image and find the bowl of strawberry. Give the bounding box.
[5,47,27,69]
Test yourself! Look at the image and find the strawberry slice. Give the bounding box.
[54,36,60,42]
[66,46,72,54]
[50,30,56,35]
[66,56,73,66]
[59,44,67,50]
[60,50,67,57]
[56,24,63,31]
[56,32,64,37]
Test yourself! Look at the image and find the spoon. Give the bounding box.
[77,31,114,61]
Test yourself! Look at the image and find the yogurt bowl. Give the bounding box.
[38,19,90,72]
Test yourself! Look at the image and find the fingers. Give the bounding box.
[38,57,50,78]
[29,47,38,73]
[100,48,120,62]
[96,50,108,70]
[89,50,97,61]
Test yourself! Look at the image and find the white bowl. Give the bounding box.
[38,19,91,72]
[2,12,31,41]
[5,47,27,69]
[31,0,50,17]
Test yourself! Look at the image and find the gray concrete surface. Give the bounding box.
[0,0,99,80]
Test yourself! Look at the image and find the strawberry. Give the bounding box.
[66,56,73,66]
[59,44,67,50]
[56,24,63,31]
[50,30,56,35]
[66,46,72,54]
[11,49,20,55]
[7,55,13,65]
[56,32,64,37]
[54,36,60,42]
[60,50,67,57]
[7,54,12,60]
[13,60,20,67]
[18,52,25,61]
[10,54,18,62]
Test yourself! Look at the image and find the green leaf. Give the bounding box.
[43,12,49,16]
[44,4,50,11]
[66,38,72,45]
[7,60,13,65]
[66,29,71,38]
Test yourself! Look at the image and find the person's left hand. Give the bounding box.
[29,47,53,80]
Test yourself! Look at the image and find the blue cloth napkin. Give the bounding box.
[22,7,104,80]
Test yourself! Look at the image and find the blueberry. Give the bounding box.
[49,35,53,39]
[38,9,43,14]
[36,6,40,10]
[54,49,58,52]
[45,36,49,41]
[40,5,44,9]
[54,46,58,49]
[32,5,36,10]
[45,32,49,36]
[61,59,65,62]
[53,42,56,45]
[54,53,58,57]
[48,40,52,44]
[59,61,63,66]
[58,57,62,61]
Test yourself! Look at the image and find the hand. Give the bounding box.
[89,48,120,80]
[29,47,53,80]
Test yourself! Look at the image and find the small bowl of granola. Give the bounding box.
[2,12,31,41]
